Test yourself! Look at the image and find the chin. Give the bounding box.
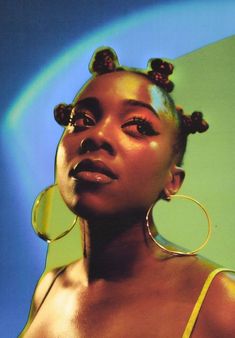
[59,181,148,222]
[70,199,145,225]
[70,201,116,221]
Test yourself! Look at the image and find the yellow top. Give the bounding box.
[182,268,234,338]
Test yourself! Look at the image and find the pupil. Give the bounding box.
[137,123,147,135]
[84,116,93,125]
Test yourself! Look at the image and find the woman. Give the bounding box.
[21,48,235,337]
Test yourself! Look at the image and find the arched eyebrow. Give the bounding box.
[123,99,160,120]
[74,97,100,110]
[74,97,160,120]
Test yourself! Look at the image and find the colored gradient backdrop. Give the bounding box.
[1,1,235,336]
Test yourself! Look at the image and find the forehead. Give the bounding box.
[73,71,167,112]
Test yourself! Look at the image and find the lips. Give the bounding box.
[70,159,118,184]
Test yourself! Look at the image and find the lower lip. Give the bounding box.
[72,171,114,184]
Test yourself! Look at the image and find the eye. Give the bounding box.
[121,117,159,137]
[69,110,96,132]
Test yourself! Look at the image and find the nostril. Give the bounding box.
[79,138,97,154]
[79,137,115,156]
[103,142,115,156]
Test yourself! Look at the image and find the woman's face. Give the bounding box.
[56,71,180,219]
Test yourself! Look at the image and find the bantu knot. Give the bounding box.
[147,58,174,93]
[177,108,209,135]
[54,103,73,126]
[89,47,120,75]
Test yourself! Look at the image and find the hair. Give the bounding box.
[54,47,209,166]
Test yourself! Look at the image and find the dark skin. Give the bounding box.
[21,72,235,337]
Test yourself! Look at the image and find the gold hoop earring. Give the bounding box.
[32,184,78,243]
[146,194,212,256]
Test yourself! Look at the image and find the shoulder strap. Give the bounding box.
[34,266,66,317]
[20,266,67,336]
[182,268,235,338]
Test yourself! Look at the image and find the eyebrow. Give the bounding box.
[73,97,102,119]
[123,99,160,119]
[74,97,160,119]
[74,97,100,109]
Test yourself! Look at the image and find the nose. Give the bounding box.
[78,120,116,156]
[79,137,115,155]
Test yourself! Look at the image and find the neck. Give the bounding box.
[79,214,154,283]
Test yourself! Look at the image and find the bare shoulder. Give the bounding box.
[173,255,235,336]
[191,262,235,338]
[19,266,65,337]
[33,267,63,308]
[205,269,235,336]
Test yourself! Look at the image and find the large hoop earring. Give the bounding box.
[146,194,212,256]
[32,184,78,243]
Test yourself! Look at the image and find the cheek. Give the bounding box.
[149,141,159,151]
[56,137,75,180]
[149,141,173,185]
[56,143,67,176]
[55,139,79,211]
[148,140,171,173]
[122,140,172,198]
[129,140,171,176]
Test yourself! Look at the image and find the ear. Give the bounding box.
[163,166,185,200]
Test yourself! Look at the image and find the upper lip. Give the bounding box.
[70,159,118,179]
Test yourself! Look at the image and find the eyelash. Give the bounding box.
[121,117,158,137]
[69,111,96,132]
[69,111,158,137]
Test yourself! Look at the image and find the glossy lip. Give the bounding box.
[69,159,118,181]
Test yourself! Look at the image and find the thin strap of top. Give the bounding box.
[22,266,67,335]
[182,268,235,338]
[34,266,66,317]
